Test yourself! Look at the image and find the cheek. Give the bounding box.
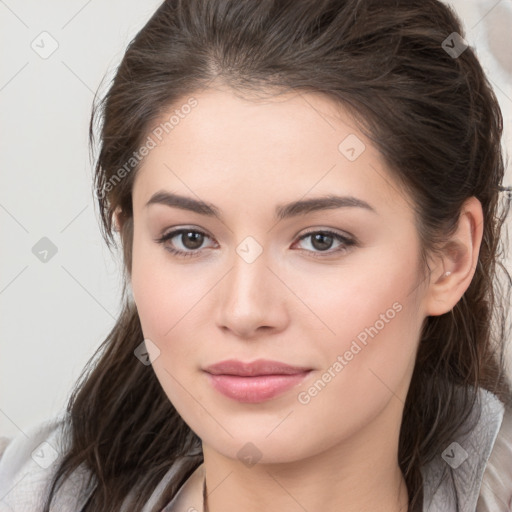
[288,244,420,346]
[130,241,210,416]
[131,242,169,339]
[130,232,209,341]
[289,248,422,404]
[298,269,421,431]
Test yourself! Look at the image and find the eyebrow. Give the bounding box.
[145,190,377,220]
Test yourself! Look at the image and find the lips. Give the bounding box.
[203,359,313,403]
[203,358,312,377]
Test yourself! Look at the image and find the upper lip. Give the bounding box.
[203,359,312,376]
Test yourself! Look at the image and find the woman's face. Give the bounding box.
[130,86,430,464]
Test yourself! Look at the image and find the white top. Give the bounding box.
[1,387,511,511]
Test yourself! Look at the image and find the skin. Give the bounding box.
[125,85,483,512]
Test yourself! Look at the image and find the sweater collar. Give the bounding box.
[421,387,504,511]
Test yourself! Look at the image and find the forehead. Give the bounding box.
[132,87,412,220]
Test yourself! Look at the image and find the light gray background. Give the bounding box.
[1,0,511,440]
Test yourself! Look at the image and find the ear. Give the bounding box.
[424,196,484,316]
[113,207,123,233]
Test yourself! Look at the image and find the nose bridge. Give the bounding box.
[216,235,284,336]
[226,237,271,309]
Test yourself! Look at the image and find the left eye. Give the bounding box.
[155,228,356,258]
[294,230,355,256]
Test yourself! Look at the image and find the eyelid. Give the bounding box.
[296,226,355,241]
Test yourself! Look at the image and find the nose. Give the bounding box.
[215,245,289,340]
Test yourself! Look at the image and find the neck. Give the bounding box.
[203,468,408,512]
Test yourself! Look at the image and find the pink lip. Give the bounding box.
[203,359,312,403]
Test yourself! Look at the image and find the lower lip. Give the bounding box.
[204,371,311,403]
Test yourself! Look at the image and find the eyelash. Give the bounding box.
[155,228,356,260]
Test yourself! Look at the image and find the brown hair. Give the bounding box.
[43,1,512,511]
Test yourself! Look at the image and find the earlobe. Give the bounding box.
[127,281,136,304]
[113,207,123,233]
[424,197,484,317]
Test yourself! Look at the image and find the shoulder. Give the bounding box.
[477,399,512,512]
[0,415,93,511]
[421,387,508,511]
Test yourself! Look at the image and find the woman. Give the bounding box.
[1,0,511,511]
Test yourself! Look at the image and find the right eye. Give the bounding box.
[155,228,217,258]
